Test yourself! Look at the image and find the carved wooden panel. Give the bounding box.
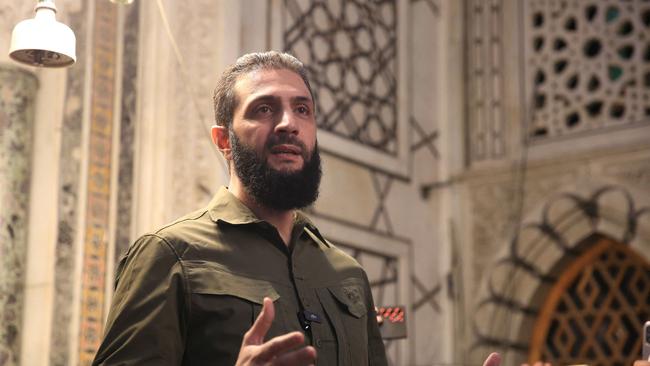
[530,238,650,366]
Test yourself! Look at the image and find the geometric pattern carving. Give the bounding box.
[467,0,506,162]
[525,0,650,141]
[530,238,650,366]
[370,172,394,234]
[283,0,398,154]
[410,117,439,159]
[473,185,650,362]
[412,276,441,313]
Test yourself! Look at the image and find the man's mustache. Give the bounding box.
[265,134,311,161]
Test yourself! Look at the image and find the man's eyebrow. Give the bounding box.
[291,96,313,104]
[247,95,279,105]
[245,95,313,107]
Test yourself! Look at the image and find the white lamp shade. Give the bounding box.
[9,3,76,68]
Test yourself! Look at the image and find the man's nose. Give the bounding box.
[275,109,299,134]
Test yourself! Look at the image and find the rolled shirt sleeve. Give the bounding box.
[92,234,189,366]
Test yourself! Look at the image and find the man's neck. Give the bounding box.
[228,182,295,246]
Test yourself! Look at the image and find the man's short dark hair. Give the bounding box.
[212,51,315,130]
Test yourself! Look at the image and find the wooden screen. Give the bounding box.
[529,237,650,366]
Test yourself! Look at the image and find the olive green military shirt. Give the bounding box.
[93,187,387,365]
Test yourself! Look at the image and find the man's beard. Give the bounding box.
[230,131,322,211]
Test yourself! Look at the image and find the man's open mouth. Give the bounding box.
[270,144,302,155]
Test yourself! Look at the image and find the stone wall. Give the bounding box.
[0,65,38,366]
[462,0,650,364]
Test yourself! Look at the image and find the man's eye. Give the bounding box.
[256,105,273,114]
[296,106,310,115]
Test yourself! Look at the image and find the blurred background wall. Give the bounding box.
[0,0,649,365]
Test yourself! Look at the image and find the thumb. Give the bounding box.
[483,352,501,366]
[243,297,275,345]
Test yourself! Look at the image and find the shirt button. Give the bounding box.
[316,339,322,348]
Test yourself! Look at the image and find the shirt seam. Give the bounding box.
[183,260,297,290]
[145,233,192,352]
[154,210,210,234]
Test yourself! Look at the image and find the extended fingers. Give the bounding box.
[255,331,306,362]
[483,352,501,366]
[243,297,275,345]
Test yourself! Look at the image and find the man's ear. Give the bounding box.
[211,125,232,160]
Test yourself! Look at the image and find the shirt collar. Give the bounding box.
[207,186,331,248]
[296,211,331,248]
[207,186,263,225]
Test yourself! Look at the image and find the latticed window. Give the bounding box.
[525,0,650,141]
[284,0,398,154]
[529,237,650,366]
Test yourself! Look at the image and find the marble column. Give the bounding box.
[0,65,39,366]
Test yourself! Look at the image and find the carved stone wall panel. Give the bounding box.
[410,0,441,185]
[467,0,506,164]
[603,155,650,190]
[469,166,641,290]
[470,180,518,284]
[0,66,38,366]
[471,181,650,365]
[468,168,594,364]
[550,209,599,250]
[525,0,650,142]
[284,0,398,154]
[283,0,410,176]
[520,169,586,214]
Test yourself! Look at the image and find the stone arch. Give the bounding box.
[472,180,650,364]
[528,235,650,365]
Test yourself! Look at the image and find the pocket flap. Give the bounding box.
[184,261,279,304]
[328,281,367,318]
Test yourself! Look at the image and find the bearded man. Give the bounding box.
[93,51,506,366]
[92,51,388,366]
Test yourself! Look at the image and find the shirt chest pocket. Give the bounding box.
[316,278,369,366]
[185,263,285,359]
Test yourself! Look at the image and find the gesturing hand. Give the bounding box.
[235,297,317,366]
[482,352,501,366]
